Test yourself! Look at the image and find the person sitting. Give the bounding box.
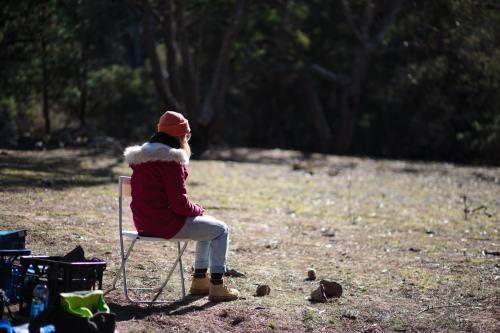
[123,111,239,302]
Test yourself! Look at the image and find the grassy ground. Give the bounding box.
[0,148,499,332]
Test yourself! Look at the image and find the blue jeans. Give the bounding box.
[171,215,228,274]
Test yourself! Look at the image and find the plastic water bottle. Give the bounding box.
[29,284,49,320]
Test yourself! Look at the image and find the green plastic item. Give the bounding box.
[59,290,110,318]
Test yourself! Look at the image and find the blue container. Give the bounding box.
[0,319,12,333]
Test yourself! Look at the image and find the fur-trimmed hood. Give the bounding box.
[123,142,189,165]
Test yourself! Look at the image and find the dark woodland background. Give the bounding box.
[1,0,499,165]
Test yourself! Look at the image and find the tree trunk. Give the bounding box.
[140,0,179,110]
[78,43,87,127]
[40,4,50,136]
[41,38,50,136]
[303,72,333,152]
[136,0,248,152]
[337,49,370,152]
[335,0,405,153]
[163,0,182,103]
[175,0,197,117]
[199,0,249,127]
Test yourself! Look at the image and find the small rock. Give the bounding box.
[307,269,316,280]
[321,227,336,237]
[255,284,271,296]
[361,323,381,332]
[320,279,343,298]
[310,284,327,302]
[341,311,358,320]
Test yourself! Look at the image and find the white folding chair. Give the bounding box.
[112,176,189,304]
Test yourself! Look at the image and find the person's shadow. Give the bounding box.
[105,293,218,322]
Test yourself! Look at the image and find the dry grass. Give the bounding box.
[0,148,499,332]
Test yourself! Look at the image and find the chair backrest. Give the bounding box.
[118,176,132,234]
[119,176,132,198]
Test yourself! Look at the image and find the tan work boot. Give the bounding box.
[208,283,239,302]
[189,275,210,295]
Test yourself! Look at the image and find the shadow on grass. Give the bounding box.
[106,295,218,322]
[0,149,123,190]
[198,146,312,165]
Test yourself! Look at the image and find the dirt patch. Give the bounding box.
[1,148,499,332]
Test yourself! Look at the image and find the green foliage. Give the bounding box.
[296,30,311,50]
[268,322,278,329]
[355,0,500,163]
[0,0,148,140]
[85,65,155,140]
[0,0,498,164]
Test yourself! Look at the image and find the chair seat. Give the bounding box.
[122,231,165,242]
[122,231,189,242]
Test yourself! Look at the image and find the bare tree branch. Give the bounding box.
[370,0,406,48]
[361,0,375,40]
[340,0,405,51]
[339,0,366,47]
[309,63,351,85]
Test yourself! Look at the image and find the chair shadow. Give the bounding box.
[105,292,218,321]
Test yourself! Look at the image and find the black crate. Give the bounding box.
[0,230,26,250]
[19,256,106,313]
[0,230,27,242]
[0,249,31,303]
[3,264,22,302]
[0,263,22,303]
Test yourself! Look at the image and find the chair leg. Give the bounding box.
[116,238,189,304]
[112,237,138,303]
[178,242,186,299]
[112,241,126,288]
[149,241,189,303]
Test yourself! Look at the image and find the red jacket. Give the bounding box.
[123,142,203,239]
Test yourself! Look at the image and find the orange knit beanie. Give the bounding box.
[157,111,190,136]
